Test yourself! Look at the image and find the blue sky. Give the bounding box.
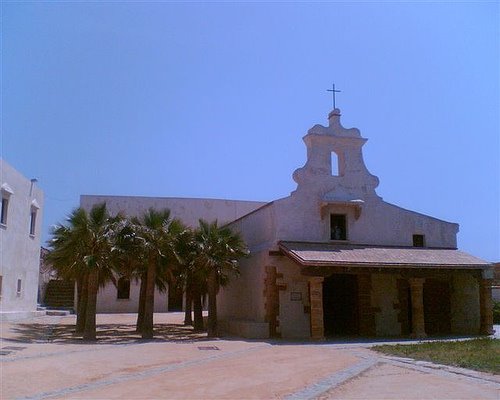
[2,1,498,261]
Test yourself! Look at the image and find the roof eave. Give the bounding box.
[278,242,490,270]
[298,260,488,269]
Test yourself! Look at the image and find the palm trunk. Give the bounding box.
[184,285,193,326]
[142,258,156,339]
[76,273,89,335]
[192,285,204,331]
[136,271,147,333]
[207,269,218,337]
[83,269,98,341]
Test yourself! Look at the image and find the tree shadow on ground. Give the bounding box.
[3,322,207,345]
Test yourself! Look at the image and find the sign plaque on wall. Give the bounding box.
[290,292,302,301]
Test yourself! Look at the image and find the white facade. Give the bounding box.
[1,159,44,320]
[218,109,489,339]
[80,195,265,313]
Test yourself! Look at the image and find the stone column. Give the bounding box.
[479,279,494,335]
[409,278,427,338]
[309,277,325,340]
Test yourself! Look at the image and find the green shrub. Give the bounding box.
[494,301,500,324]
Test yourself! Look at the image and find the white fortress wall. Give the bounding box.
[1,159,44,319]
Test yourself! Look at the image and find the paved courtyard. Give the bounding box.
[1,313,499,399]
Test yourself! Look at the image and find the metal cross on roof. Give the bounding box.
[327,84,341,109]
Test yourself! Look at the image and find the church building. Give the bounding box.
[217,109,493,339]
[82,109,494,339]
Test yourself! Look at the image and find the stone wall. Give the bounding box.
[450,271,480,334]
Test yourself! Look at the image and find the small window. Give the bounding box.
[17,279,22,296]
[413,234,425,247]
[330,214,347,240]
[117,277,130,299]
[1,197,8,225]
[0,275,3,298]
[331,152,339,176]
[29,209,37,235]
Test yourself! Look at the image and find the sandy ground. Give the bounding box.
[1,313,498,399]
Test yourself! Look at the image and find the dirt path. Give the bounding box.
[1,314,498,399]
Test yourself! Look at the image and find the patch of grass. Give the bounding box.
[373,338,500,374]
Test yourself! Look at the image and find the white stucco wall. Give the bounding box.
[81,195,266,229]
[371,273,400,336]
[226,202,276,251]
[218,250,268,322]
[272,187,458,248]
[96,281,168,313]
[1,159,44,319]
[271,109,459,247]
[218,205,277,337]
[276,257,311,338]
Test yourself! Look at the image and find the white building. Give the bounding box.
[1,159,44,320]
[81,109,494,339]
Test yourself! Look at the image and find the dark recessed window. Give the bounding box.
[29,210,37,235]
[117,277,130,300]
[330,214,347,240]
[17,279,22,296]
[1,197,8,225]
[413,234,425,247]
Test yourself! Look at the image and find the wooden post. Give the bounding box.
[409,278,427,338]
[479,278,494,335]
[309,277,325,340]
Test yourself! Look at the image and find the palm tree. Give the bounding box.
[173,228,205,331]
[47,223,88,334]
[46,203,119,341]
[194,220,248,337]
[133,208,183,339]
[109,216,150,334]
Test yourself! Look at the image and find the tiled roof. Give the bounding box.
[279,241,490,269]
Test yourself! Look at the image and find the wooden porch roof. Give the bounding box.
[278,241,490,270]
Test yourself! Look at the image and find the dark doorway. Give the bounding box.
[116,277,130,300]
[423,279,451,335]
[168,285,184,311]
[323,274,359,336]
